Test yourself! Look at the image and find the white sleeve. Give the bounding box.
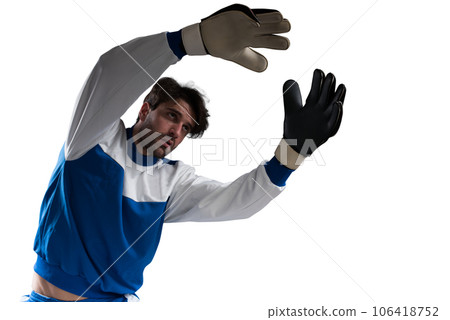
[65,32,179,161]
[164,162,284,223]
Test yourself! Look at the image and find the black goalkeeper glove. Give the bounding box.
[275,69,346,169]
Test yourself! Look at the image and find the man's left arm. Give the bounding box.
[164,158,293,223]
[164,69,346,223]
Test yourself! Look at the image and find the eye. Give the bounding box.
[182,125,190,133]
[168,112,176,119]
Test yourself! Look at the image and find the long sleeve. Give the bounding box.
[164,161,284,223]
[65,32,180,161]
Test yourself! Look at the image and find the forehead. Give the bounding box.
[159,99,196,127]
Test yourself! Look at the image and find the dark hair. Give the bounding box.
[141,77,209,138]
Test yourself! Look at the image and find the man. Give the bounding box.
[26,4,346,302]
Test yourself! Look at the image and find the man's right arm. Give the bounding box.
[65,32,180,161]
[65,4,291,161]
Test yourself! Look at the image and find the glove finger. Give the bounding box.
[328,101,343,137]
[283,80,303,113]
[318,73,336,106]
[305,69,324,105]
[256,19,291,35]
[253,9,283,23]
[203,4,258,23]
[232,47,268,72]
[331,83,347,105]
[250,35,290,50]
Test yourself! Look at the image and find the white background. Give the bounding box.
[1,0,449,319]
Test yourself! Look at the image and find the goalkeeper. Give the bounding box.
[25,4,346,302]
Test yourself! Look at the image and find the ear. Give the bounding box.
[138,102,151,122]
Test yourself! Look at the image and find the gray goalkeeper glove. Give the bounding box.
[182,4,291,72]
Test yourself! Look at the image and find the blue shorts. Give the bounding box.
[22,291,139,302]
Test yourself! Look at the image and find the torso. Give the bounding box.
[32,272,87,301]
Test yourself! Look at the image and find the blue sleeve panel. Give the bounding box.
[264,156,295,187]
[166,30,186,60]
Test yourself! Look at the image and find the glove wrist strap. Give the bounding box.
[181,23,207,56]
[275,139,305,170]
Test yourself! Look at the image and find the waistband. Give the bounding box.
[23,290,137,302]
[34,255,136,300]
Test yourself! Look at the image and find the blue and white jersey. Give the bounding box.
[33,31,293,299]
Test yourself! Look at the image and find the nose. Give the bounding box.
[169,123,183,139]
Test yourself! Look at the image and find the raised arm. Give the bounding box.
[65,4,291,161]
[65,32,179,160]
[164,69,347,223]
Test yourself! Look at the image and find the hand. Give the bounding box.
[275,69,346,168]
[182,4,291,72]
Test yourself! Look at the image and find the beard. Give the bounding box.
[133,128,174,158]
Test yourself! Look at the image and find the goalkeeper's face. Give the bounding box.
[133,99,196,158]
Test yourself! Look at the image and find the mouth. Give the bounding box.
[134,129,175,155]
[161,138,174,150]
[162,142,170,149]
